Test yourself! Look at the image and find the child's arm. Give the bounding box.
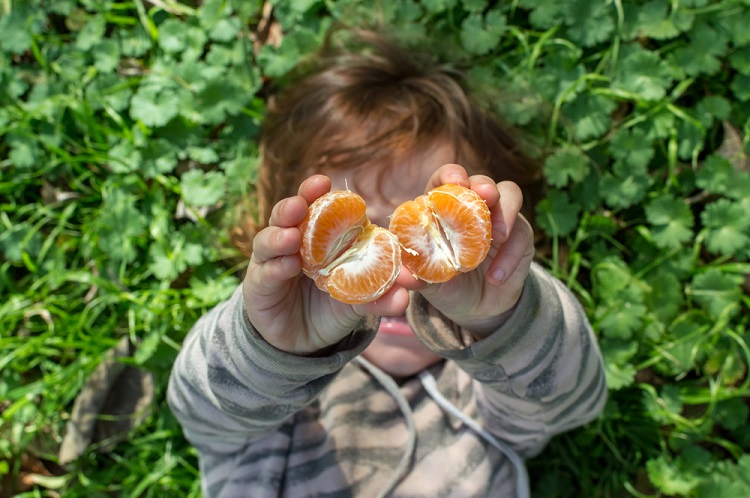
[167,285,378,453]
[241,174,410,354]
[404,165,606,457]
[409,263,607,459]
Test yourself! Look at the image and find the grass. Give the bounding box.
[2,0,750,497]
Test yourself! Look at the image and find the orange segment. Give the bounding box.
[387,199,458,283]
[299,190,401,304]
[389,184,492,283]
[323,226,401,305]
[299,190,369,273]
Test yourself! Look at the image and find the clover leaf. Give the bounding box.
[180,169,226,207]
[645,195,694,250]
[700,199,750,256]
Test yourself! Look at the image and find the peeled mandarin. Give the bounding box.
[298,190,401,304]
[388,183,492,283]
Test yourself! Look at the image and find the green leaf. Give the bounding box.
[85,73,133,112]
[563,93,616,141]
[642,384,684,424]
[222,153,258,195]
[645,195,694,250]
[597,303,648,340]
[199,0,243,42]
[188,274,241,307]
[716,7,750,46]
[731,73,750,101]
[257,28,322,78]
[695,154,750,199]
[130,85,181,128]
[614,45,674,102]
[631,0,693,40]
[543,145,589,187]
[610,128,654,174]
[677,119,706,161]
[93,186,148,264]
[157,19,188,53]
[647,456,702,495]
[729,46,750,75]
[660,314,708,375]
[108,141,142,174]
[700,199,750,256]
[713,398,750,432]
[670,22,728,77]
[208,17,241,43]
[691,268,743,318]
[119,26,153,57]
[76,14,106,51]
[180,170,226,207]
[188,80,248,125]
[6,133,39,169]
[536,189,581,237]
[0,223,43,263]
[519,0,565,29]
[534,47,585,102]
[646,270,684,323]
[564,0,615,48]
[600,173,650,209]
[599,338,638,390]
[0,7,35,54]
[92,39,121,73]
[186,146,219,165]
[148,242,186,281]
[460,10,506,55]
[695,96,731,127]
[420,0,458,15]
[141,139,178,177]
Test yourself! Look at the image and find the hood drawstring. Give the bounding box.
[418,369,530,498]
[354,357,416,498]
[355,357,530,498]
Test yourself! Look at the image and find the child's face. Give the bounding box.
[321,140,461,377]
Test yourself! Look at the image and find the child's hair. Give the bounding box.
[231,30,542,258]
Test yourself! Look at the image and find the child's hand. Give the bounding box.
[242,175,410,355]
[402,164,535,338]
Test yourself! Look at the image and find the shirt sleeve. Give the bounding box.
[167,285,378,455]
[408,262,607,459]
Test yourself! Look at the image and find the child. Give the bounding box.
[168,30,607,498]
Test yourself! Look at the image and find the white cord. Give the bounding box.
[418,370,531,498]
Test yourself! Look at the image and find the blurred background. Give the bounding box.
[1,1,749,496]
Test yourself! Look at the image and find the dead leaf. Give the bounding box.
[58,337,154,466]
[717,121,748,172]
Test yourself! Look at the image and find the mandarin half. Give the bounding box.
[388,183,492,283]
[298,190,401,304]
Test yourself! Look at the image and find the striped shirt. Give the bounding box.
[168,263,607,497]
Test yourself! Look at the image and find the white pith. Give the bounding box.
[318,223,366,272]
[425,209,462,271]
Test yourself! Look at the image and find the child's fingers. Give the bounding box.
[485,213,535,286]
[467,174,501,208]
[267,194,309,228]
[253,253,303,295]
[488,181,523,247]
[252,225,301,265]
[297,174,332,204]
[352,284,411,317]
[424,164,470,192]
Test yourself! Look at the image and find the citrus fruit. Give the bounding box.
[298,190,402,304]
[388,183,492,283]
